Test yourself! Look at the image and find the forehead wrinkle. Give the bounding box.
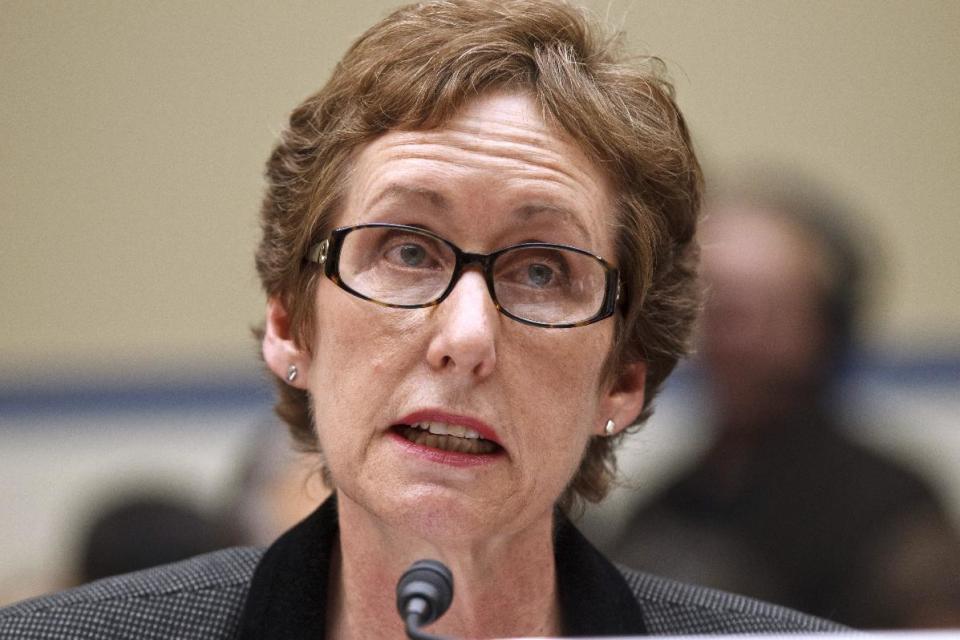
[436,122,587,183]
[384,142,583,191]
[433,114,610,213]
[380,143,606,247]
[382,136,604,205]
[353,96,614,248]
[386,111,597,190]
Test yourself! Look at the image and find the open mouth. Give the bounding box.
[392,421,502,455]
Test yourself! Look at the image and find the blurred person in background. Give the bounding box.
[74,492,234,585]
[0,492,232,607]
[601,171,960,628]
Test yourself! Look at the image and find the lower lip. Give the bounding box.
[388,430,504,468]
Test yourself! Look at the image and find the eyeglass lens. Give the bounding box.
[336,226,608,325]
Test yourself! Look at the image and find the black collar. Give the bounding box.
[238,495,647,638]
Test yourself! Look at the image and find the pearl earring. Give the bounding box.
[604,419,616,436]
[286,364,298,382]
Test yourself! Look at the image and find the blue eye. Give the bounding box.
[527,263,555,287]
[399,244,427,267]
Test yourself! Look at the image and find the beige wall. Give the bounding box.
[3,1,959,384]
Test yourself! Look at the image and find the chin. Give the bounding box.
[376,484,541,546]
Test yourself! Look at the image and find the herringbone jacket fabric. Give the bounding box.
[0,499,845,638]
[0,549,845,638]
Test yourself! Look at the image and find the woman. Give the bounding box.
[0,1,842,638]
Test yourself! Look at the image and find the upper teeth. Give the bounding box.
[411,422,481,440]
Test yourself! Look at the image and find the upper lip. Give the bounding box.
[395,409,503,446]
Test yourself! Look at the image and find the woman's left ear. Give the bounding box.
[262,297,310,390]
[599,361,647,436]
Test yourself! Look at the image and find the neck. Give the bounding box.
[327,492,563,640]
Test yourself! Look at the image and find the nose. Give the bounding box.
[425,270,498,379]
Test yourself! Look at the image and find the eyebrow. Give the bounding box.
[367,184,594,244]
[367,184,450,211]
[513,203,593,244]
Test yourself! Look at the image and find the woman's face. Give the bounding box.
[265,91,645,544]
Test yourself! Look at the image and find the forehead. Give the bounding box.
[341,91,616,253]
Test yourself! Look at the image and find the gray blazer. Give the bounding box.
[0,499,845,638]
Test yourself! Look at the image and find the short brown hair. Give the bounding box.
[255,0,702,511]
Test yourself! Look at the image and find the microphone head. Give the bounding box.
[395,559,455,626]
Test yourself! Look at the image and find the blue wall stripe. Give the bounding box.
[1,353,957,420]
[0,377,274,419]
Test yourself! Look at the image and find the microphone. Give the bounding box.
[395,559,454,640]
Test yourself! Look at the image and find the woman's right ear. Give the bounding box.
[262,297,310,389]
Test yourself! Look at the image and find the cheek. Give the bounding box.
[513,329,611,431]
[306,318,410,473]
[311,293,422,366]
[305,297,421,426]
[554,329,611,393]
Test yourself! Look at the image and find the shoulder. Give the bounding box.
[0,547,263,640]
[617,565,849,635]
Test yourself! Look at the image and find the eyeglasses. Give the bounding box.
[305,223,620,328]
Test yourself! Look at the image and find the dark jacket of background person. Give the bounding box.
[608,406,960,628]
[75,494,234,585]
[0,498,844,639]
[597,176,960,629]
